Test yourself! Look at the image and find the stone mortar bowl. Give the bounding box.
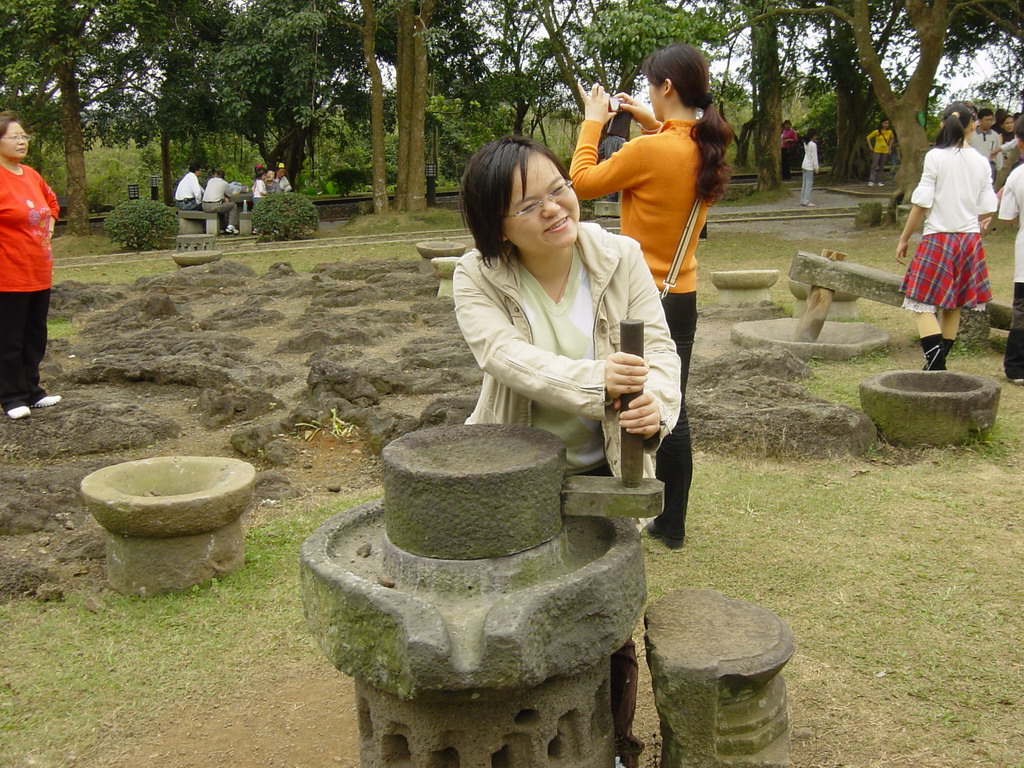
[859,370,1001,446]
[731,318,889,361]
[81,456,256,538]
[172,250,223,268]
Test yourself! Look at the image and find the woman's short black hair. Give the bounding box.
[0,111,21,140]
[460,135,569,267]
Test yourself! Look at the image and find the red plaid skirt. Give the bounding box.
[900,232,991,309]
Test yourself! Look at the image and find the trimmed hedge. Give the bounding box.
[252,192,319,241]
[104,199,177,251]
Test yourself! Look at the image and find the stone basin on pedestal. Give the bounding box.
[301,424,645,767]
[80,456,255,596]
[415,240,467,275]
[859,370,1001,445]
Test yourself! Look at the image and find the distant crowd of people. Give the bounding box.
[173,162,292,234]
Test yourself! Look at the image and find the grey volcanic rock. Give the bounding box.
[307,360,381,407]
[70,328,290,390]
[196,385,283,428]
[689,348,875,458]
[199,302,285,331]
[311,259,419,281]
[0,400,180,460]
[0,556,61,601]
[418,394,478,428]
[50,281,125,316]
[690,347,812,389]
[0,462,105,534]
[133,260,257,296]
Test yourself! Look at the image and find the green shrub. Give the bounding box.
[104,199,177,251]
[251,192,319,241]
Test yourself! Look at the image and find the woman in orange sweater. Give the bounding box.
[571,43,732,549]
[0,111,61,420]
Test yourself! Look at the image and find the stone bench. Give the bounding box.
[709,269,780,306]
[172,250,222,267]
[239,211,253,236]
[645,588,795,768]
[176,210,219,235]
[80,456,255,596]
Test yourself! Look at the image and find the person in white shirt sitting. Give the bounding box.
[173,163,204,210]
[275,163,293,193]
[201,170,239,234]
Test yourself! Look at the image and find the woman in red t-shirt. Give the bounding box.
[0,112,61,419]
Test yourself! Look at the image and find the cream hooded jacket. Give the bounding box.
[453,222,681,478]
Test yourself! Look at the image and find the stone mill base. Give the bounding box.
[354,662,614,767]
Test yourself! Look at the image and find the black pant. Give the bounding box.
[652,291,696,539]
[0,289,50,412]
[1005,282,1024,379]
[781,147,793,180]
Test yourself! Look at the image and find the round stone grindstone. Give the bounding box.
[859,370,1001,446]
[382,424,565,560]
[731,318,889,361]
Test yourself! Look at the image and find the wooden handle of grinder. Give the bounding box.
[619,319,644,488]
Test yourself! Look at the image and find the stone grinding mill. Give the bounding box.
[300,423,660,767]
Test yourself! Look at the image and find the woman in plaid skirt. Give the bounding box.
[896,103,998,370]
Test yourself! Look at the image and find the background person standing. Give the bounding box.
[866,119,894,186]
[0,112,61,420]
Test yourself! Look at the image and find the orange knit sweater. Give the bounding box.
[570,119,708,294]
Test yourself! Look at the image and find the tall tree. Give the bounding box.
[393,0,435,211]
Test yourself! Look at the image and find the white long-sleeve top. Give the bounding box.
[801,141,819,172]
[911,146,997,235]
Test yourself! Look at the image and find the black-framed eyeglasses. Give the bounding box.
[505,180,575,219]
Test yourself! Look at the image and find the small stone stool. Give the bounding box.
[710,270,780,306]
[645,588,795,768]
[788,279,860,320]
[415,240,467,275]
[176,233,217,252]
[431,255,461,298]
[80,456,256,596]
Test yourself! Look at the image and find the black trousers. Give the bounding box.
[1005,282,1024,379]
[0,289,50,412]
[652,291,696,539]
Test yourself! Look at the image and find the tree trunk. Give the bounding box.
[751,19,782,191]
[359,0,389,213]
[394,0,433,212]
[161,131,173,205]
[395,3,414,210]
[832,87,872,183]
[55,61,89,236]
[735,119,755,169]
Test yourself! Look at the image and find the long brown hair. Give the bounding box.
[641,44,733,203]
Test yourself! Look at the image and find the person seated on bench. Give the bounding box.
[174,162,204,210]
[202,170,239,234]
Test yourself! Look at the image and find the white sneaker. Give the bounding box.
[6,406,31,420]
[226,225,238,234]
[31,394,61,408]
[867,182,875,187]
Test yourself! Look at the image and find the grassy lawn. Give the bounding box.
[8,212,1024,767]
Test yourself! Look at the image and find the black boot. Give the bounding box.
[920,333,947,370]
[942,337,955,366]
